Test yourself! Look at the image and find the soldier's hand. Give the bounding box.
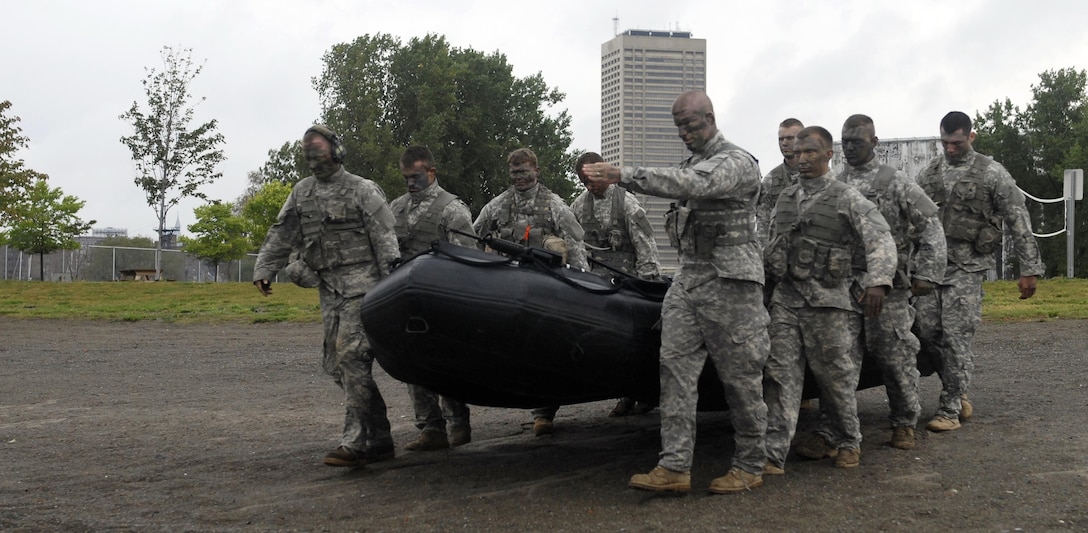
[582,162,621,185]
[858,286,887,318]
[911,278,936,297]
[254,279,272,296]
[1017,275,1038,300]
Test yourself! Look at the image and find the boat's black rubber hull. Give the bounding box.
[362,244,666,408]
[362,243,901,410]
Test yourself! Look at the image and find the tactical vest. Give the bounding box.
[492,184,557,247]
[847,165,905,279]
[580,190,636,272]
[920,154,1001,253]
[392,189,457,256]
[295,176,373,272]
[762,165,797,204]
[665,143,758,258]
[773,179,855,287]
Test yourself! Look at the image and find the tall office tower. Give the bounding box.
[601,29,706,272]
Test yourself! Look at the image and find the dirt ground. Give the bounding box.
[1,318,1085,532]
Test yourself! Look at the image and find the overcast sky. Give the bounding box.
[4,0,1087,238]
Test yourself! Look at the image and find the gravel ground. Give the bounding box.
[1,318,1085,532]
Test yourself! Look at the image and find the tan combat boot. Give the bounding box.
[628,466,692,493]
[834,447,861,468]
[960,395,973,421]
[709,467,763,494]
[448,426,472,447]
[794,433,838,459]
[890,426,915,450]
[404,430,449,452]
[532,417,555,436]
[762,462,785,475]
[926,415,961,432]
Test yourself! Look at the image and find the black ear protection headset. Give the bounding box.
[305,124,346,163]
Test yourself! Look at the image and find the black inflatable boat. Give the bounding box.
[361,238,890,409]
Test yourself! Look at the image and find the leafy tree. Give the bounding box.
[973,68,1088,277]
[179,201,249,281]
[240,180,292,251]
[309,33,577,213]
[258,141,308,186]
[0,100,46,226]
[98,235,157,248]
[236,142,306,208]
[2,179,94,281]
[119,46,226,280]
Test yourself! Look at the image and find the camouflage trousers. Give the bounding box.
[319,286,392,452]
[913,268,984,418]
[657,277,770,475]
[408,384,470,433]
[765,305,862,467]
[856,288,922,428]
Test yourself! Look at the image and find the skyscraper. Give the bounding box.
[601,29,706,272]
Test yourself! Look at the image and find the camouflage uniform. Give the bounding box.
[570,184,661,279]
[914,149,1044,419]
[254,166,400,454]
[618,131,769,476]
[474,182,588,423]
[390,180,476,436]
[473,182,589,270]
[756,161,800,247]
[763,172,896,468]
[837,160,946,429]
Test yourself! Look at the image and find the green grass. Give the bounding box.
[981,277,1088,321]
[0,278,1085,324]
[0,280,320,323]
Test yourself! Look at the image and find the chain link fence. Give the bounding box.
[1,244,268,282]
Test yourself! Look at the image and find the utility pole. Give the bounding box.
[1064,169,1084,278]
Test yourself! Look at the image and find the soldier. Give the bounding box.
[762,126,897,471]
[473,147,589,436]
[389,145,477,452]
[253,124,401,467]
[571,151,661,417]
[914,111,1044,432]
[797,114,946,453]
[756,118,804,246]
[585,91,771,494]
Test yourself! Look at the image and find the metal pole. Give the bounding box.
[1068,196,1075,278]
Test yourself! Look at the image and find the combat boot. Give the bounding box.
[763,462,785,475]
[533,417,555,436]
[926,415,961,432]
[709,467,763,494]
[834,447,861,468]
[628,466,691,493]
[323,444,393,467]
[890,426,915,450]
[960,395,973,421]
[448,426,472,447]
[405,430,449,452]
[609,397,635,417]
[794,433,838,459]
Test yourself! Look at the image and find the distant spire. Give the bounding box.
[613,15,618,36]
[173,214,181,231]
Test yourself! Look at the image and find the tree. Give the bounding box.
[2,179,94,281]
[119,46,226,280]
[973,68,1088,277]
[0,100,46,227]
[240,180,292,251]
[179,202,249,282]
[310,33,577,213]
[235,142,306,208]
[99,235,156,248]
